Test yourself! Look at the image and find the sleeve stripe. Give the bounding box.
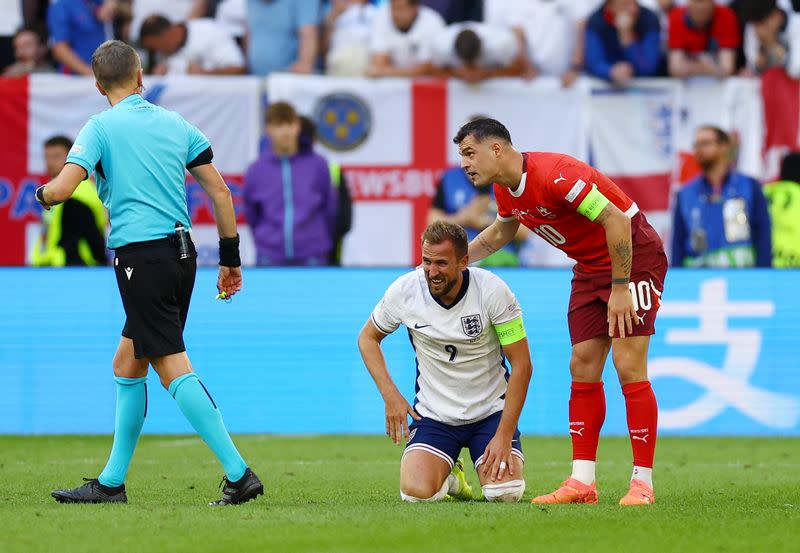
[496,215,516,222]
[370,313,392,335]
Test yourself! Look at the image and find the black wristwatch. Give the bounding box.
[35,186,48,208]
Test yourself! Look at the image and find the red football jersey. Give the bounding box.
[494,152,639,273]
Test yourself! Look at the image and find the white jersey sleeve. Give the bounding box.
[484,273,523,326]
[370,276,406,334]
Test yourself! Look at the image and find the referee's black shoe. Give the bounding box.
[209,467,263,506]
[52,478,127,504]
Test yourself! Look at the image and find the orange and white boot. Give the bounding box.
[531,478,598,504]
[619,479,655,505]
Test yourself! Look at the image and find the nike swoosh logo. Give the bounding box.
[414,323,430,329]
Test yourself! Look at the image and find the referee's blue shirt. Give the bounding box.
[67,94,210,249]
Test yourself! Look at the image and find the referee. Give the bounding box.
[38,40,262,506]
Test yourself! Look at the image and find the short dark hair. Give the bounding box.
[139,14,172,40]
[452,118,512,146]
[422,221,468,259]
[697,125,731,145]
[780,152,800,182]
[44,135,73,150]
[454,29,482,65]
[742,0,778,23]
[266,101,298,125]
[91,40,141,90]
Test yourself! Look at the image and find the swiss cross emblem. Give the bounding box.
[537,206,556,219]
[461,314,483,337]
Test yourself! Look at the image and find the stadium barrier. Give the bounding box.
[2,268,798,435]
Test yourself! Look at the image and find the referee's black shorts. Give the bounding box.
[113,237,197,359]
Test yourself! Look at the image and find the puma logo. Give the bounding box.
[631,434,649,444]
[553,173,567,185]
[569,427,585,437]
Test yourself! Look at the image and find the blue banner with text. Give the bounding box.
[2,268,798,435]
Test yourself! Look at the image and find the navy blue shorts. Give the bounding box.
[403,410,524,469]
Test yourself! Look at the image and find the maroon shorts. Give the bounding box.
[567,214,668,345]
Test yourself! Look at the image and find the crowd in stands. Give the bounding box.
[2,0,800,81]
[6,0,800,269]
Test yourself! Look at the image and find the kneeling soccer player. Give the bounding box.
[358,221,533,503]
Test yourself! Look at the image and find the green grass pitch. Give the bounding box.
[0,435,797,553]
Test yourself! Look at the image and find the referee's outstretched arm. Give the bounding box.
[190,162,243,298]
[35,163,88,210]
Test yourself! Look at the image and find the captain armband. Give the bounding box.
[494,317,527,346]
[576,185,610,221]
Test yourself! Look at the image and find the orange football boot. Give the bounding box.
[619,479,655,505]
[531,478,598,504]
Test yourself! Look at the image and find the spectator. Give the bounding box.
[130,0,206,41]
[47,0,116,75]
[0,0,24,72]
[420,0,482,24]
[667,0,740,78]
[323,0,376,76]
[638,1,679,60]
[139,14,245,74]
[243,102,337,266]
[215,0,247,44]
[671,126,771,268]
[31,135,107,267]
[763,152,800,267]
[298,116,353,265]
[585,0,663,84]
[366,0,445,77]
[484,0,602,87]
[2,27,53,77]
[430,22,533,82]
[246,0,320,77]
[741,0,800,77]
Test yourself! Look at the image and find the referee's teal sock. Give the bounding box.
[98,376,148,488]
[168,373,247,482]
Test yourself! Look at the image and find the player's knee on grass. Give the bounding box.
[400,481,448,503]
[482,480,526,503]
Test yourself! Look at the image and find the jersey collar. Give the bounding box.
[510,153,527,198]
[432,269,470,310]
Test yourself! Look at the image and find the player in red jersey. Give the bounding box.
[453,118,667,506]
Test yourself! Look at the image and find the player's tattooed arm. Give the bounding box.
[468,218,520,264]
[478,235,498,255]
[612,240,633,282]
[595,203,633,283]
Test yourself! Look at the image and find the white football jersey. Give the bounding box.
[371,267,525,426]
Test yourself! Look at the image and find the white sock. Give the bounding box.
[631,466,653,488]
[570,460,596,485]
[446,473,459,495]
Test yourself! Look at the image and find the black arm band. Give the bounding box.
[187,146,214,169]
[219,234,241,267]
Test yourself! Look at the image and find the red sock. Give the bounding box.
[569,382,606,461]
[623,381,658,468]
